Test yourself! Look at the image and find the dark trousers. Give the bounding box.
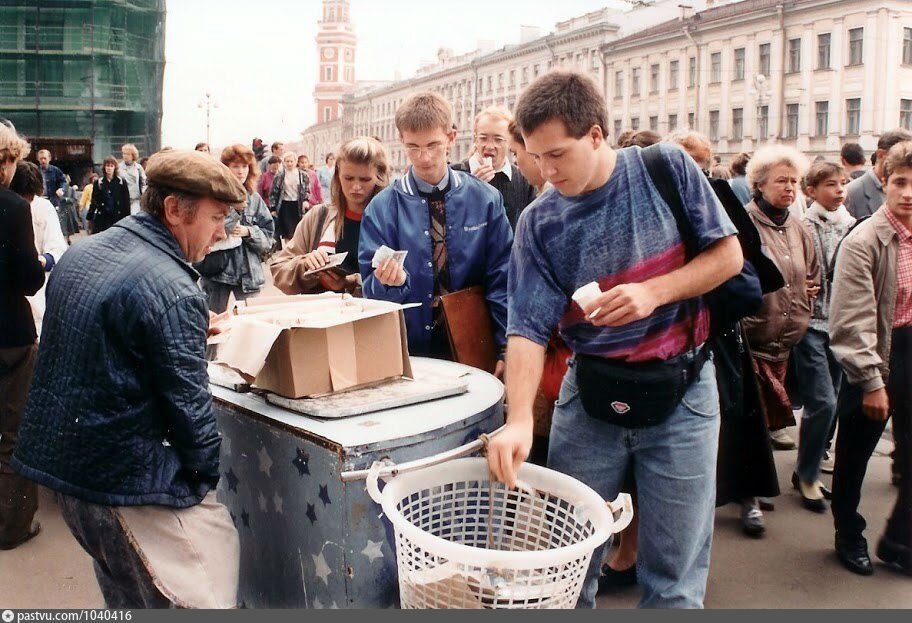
[0,344,38,547]
[831,327,911,547]
[56,492,171,609]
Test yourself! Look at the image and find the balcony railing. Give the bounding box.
[0,25,158,57]
[0,81,149,110]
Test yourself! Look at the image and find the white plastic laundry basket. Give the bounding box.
[366,457,632,609]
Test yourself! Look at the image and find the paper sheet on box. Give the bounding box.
[214,319,284,380]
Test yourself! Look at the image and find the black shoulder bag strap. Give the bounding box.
[639,144,707,373]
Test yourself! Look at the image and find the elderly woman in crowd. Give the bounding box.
[270,137,389,296]
[269,151,311,244]
[118,143,146,215]
[0,121,45,550]
[742,145,820,457]
[196,144,275,313]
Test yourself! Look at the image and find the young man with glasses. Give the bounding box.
[359,92,513,377]
[451,106,537,230]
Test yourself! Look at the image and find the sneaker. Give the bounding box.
[820,450,835,474]
[769,429,796,450]
[741,500,766,537]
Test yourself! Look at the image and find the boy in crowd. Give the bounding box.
[791,162,855,512]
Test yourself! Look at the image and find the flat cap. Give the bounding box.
[145,149,246,204]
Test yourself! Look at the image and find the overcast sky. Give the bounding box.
[160,0,626,150]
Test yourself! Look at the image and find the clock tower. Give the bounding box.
[314,0,356,124]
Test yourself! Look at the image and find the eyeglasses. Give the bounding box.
[404,142,446,158]
[476,135,508,146]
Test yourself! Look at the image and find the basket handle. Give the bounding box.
[366,459,395,504]
[606,492,634,532]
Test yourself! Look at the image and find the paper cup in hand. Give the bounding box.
[572,282,602,311]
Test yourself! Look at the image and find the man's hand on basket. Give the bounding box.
[487,419,533,490]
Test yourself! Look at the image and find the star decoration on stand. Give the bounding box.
[257,492,268,512]
[241,510,250,528]
[273,492,284,514]
[257,446,273,477]
[318,484,331,507]
[362,540,384,563]
[305,503,317,524]
[313,551,332,585]
[292,448,310,476]
[224,469,239,493]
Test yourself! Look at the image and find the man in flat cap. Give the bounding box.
[12,150,245,608]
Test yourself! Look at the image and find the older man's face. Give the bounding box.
[37,152,50,167]
[164,195,229,263]
[474,114,510,170]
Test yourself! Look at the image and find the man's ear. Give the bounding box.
[162,194,181,226]
[590,125,605,149]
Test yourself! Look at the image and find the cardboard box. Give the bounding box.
[213,294,416,399]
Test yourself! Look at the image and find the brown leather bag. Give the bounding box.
[439,286,497,374]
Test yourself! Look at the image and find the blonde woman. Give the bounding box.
[268,151,311,243]
[270,137,389,295]
[118,143,145,215]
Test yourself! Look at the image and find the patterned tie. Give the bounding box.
[427,187,451,297]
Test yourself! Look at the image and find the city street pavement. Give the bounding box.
[1,422,907,609]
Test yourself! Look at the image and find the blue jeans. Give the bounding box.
[547,357,720,609]
[792,328,842,484]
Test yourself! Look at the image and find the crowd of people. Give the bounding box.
[0,66,909,610]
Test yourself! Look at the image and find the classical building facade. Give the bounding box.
[300,0,912,166]
[603,0,912,158]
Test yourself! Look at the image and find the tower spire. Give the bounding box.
[314,0,356,124]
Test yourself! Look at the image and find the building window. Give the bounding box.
[688,56,697,87]
[815,101,829,137]
[817,33,831,69]
[323,107,332,122]
[688,112,695,129]
[615,70,623,98]
[904,28,912,65]
[848,27,864,65]
[759,42,771,77]
[846,98,861,135]
[534,64,541,76]
[732,108,743,141]
[498,73,504,88]
[649,115,658,131]
[487,76,493,93]
[901,99,912,131]
[758,105,769,139]
[668,113,678,130]
[324,66,333,81]
[788,38,801,73]
[509,70,515,86]
[710,52,721,83]
[650,64,659,93]
[522,67,528,84]
[709,110,720,141]
[732,48,745,81]
[669,60,679,90]
[613,119,623,140]
[631,117,640,131]
[631,67,641,97]
[591,51,600,70]
[786,103,799,138]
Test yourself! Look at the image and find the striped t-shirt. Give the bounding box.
[507,143,737,363]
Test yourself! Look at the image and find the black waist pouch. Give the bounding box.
[576,348,709,428]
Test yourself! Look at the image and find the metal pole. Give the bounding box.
[35,0,41,142]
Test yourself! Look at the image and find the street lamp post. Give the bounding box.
[749,74,770,146]
[197,92,219,146]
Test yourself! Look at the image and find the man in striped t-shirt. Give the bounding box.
[487,71,743,608]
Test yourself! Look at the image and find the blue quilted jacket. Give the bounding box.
[12,213,220,508]
[359,168,513,356]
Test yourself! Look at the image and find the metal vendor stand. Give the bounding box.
[211,357,505,608]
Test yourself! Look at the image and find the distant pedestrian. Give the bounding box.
[840,142,867,181]
[118,143,146,215]
[268,151,310,244]
[845,129,912,219]
[87,156,130,234]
